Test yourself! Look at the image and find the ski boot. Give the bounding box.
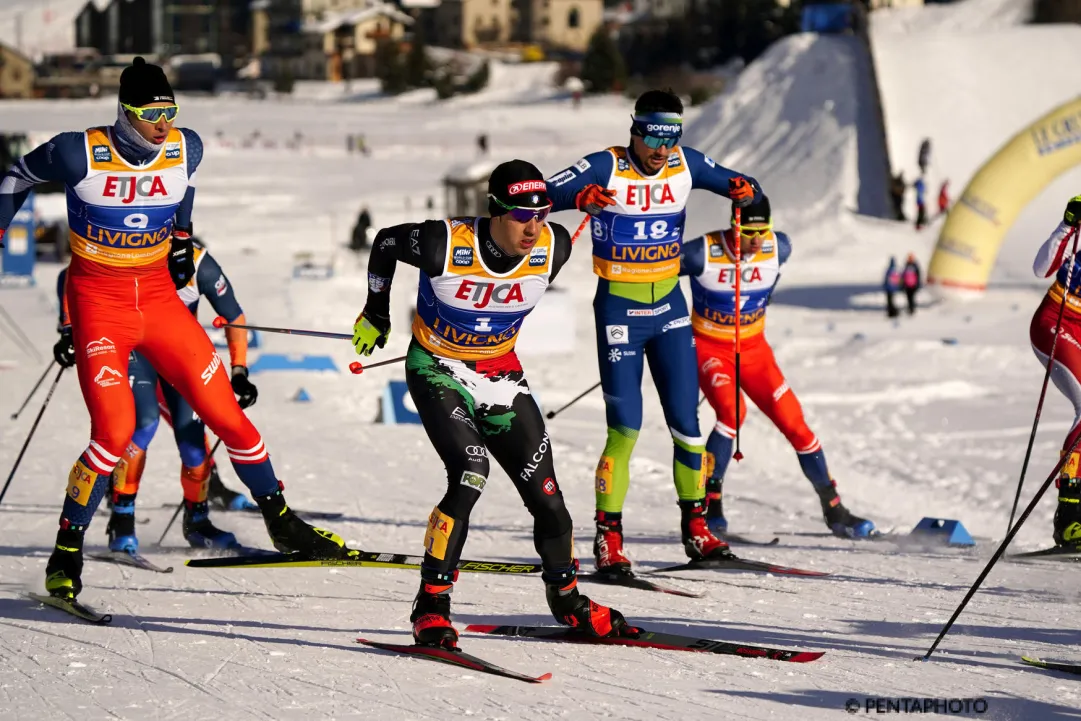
[816,482,876,538]
[182,500,239,549]
[680,499,735,560]
[45,527,85,600]
[592,511,632,573]
[545,576,627,637]
[410,581,458,648]
[106,494,139,553]
[1053,475,1081,549]
[207,463,258,511]
[705,477,728,534]
[254,482,350,558]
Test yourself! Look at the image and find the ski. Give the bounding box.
[1009,546,1081,560]
[186,550,542,574]
[88,550,174,574]
[156,503,343,521]
[1021,656,1081,676]
[465,624,823,663]
[579,569,704,598]
[644,556,829,578]
[26,593,112,625]
[720,533,781,547]
[357,638,552,683]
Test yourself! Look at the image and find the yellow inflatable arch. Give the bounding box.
[928,96,1081,292]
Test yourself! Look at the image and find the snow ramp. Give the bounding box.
[682,32,891,238]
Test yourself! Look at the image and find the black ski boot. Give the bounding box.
[816,482,876,539]
[254,483,350,558]
[705,476,727,534]
[410,582,458,648]
[182,500,239,549]
[207,463,257,511]
[45,527,85,600]
[545,577,627,637]
[1054,475,1081,549]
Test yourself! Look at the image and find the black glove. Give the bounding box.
[231,365,258,409]
[53,328,76,368]
[168,226,196,290]
[1065,196,1081,228]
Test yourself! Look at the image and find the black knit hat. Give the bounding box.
[487,160,549,216]
[733,195,771,226]
[119,57,175,107]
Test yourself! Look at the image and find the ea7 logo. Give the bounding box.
[201,353,223,385]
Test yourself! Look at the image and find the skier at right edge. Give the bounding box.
[1030,195,1081,551]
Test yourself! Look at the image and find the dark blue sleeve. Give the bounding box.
[545,150,614,212]
[197,252,244,322]
[0,132,87,231]
[775,231,792,266]
[175,128,203,229]
[683,146,762,203]
[680,235,707,277]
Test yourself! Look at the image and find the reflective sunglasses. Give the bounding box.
[490,195,552,223]
[641,135,680,150]
[122,103,179,123]
[739,226,771,239]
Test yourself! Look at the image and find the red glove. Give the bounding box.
[0,228,5,249]
[575,185,617,215]
[729,177,755,207]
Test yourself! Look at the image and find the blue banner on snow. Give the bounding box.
[801,4,853,33]
[249,354,338,374]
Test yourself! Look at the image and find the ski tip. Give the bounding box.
[791,651,826,663]
[464,624,497,633]
[535,672,554,682]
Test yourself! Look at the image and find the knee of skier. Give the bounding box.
[129,416,159,451]
[177,439,207,469]
[439,460,489,518]
[92,423,137,464]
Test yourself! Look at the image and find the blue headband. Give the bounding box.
[631,112,683,139]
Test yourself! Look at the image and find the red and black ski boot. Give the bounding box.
[410,581,459,649]
[545,577,627,637]
[592,511,632,572]
[680,499,735,560]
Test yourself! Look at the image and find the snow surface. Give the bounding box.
[0,0,92,60]
[1,24,1081,721]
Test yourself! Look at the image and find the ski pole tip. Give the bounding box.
[545,411,555,419]
[212,316,227,328]
[349,361,364,374]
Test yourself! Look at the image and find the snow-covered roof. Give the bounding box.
[303,3,414,34]
[444,159,497,184]
[399,0,440,7]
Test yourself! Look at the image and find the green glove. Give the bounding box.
[1065,195,1081,227]
[352,311,390,356]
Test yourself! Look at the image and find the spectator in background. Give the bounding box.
[938,180,950,217]
[918,138,931,175]
[477,133,488,155]
[890,172,906,221]
[884,256,901,318]
[914,176,928,230]
[902,253,922,315]
[350,206,372,252]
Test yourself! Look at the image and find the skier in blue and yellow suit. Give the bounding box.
[546,89,762,573]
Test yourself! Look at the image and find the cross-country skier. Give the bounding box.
[52,236,259,554]
[544,89,762,572]
[681,197,876,538]
[1030,195,1081,550]
[0,57,350,603]
[352,159,627,649]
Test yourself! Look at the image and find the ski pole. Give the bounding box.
[1007,227,1078,533]
[0,302,43,363]
[546,380,601,420]
[571,214,590,245]
[0,366,66,508]
[156,438,225,546]
[10,360,57,420]
[211,317,405,374]
[921,428,1081,662]
[732,206,744,462]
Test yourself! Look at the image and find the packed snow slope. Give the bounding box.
[1,44,1080,721]
[871,0,1081,286]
